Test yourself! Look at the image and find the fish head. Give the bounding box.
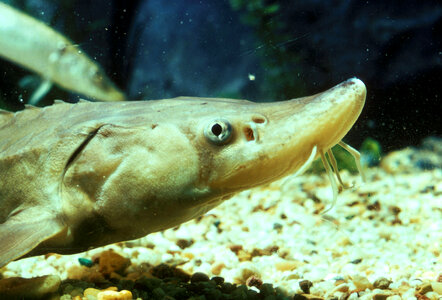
[194,78,366,193]
[61,78,366,248]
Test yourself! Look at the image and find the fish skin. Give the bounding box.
[0,78,366,267]
[0,2,125,102]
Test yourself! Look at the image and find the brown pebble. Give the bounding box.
[211,263,225,275]
[227,246,251,262]
[176,239,193,249]
[373,277,392,289]
[229,244,243,254]
[333,283,349,293]
[372,293,391,300]
[191,272,210,283]
[124,262,153,281]
[275,260,302,271]
[391,217,402,225]
[67,265,106,283]
[44,252,62,260]
[250,246,279,257]
[236,268,257,285]
[246,276,263,288]
[334,279,346,286]
[367,201,381,211]
[237,250,252,262]
[98,250,131,276]
[390,206,401,215]
[416,282,433,295]
[183,252,195,260]
[299,280,313,294]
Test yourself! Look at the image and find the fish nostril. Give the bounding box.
[243,126,255,141]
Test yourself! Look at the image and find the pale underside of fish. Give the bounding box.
[0,78,366,267]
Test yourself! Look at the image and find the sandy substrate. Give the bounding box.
[1,139,441,299]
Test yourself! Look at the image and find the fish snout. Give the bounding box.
[204,78,366,192]
[313,78,366,151]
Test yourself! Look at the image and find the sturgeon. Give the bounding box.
[0,78,366,267]
[0,2,125,104]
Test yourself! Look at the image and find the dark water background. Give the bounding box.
[0,0,440,152]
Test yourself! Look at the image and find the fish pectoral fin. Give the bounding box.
[0,208,66,268]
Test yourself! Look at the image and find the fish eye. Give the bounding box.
[204,119,233,145]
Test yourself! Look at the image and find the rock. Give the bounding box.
[98,250,131,276]
[0,275,61,298]
[416,282,433,295]
[151,263,191,282]
[211,262,226,275]
[299,280,313,294]
[84,287,101,297]
[97,289,132,300]
[333,283,349,293]
[373,293,392,300]
[351,274,372,290]
[373,294,390,300]
[373,277,392,289]
[190,272,210,283]
[275,260,303,271]
[211,276,225,285]
[176,239,193,249]
[381,138,442,173]
[246,275,263,289]
[67,265,106,283]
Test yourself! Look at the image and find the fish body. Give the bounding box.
[0,78,366,267]
[0,2,125,102]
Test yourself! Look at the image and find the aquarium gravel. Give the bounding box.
[1,139,441,299]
